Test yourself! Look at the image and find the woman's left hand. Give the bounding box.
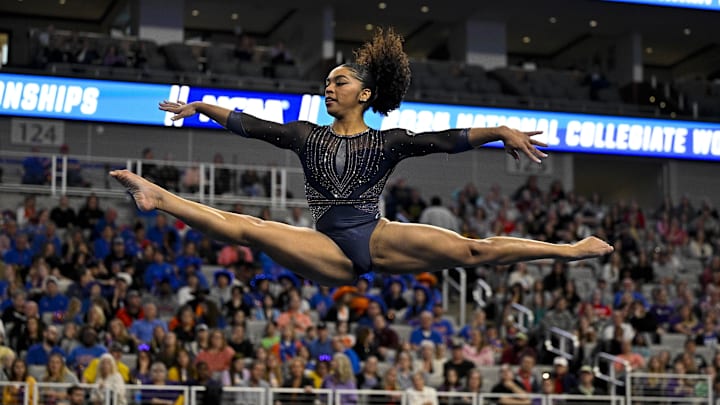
[499,126,548,163]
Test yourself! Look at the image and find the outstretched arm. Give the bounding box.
[159,101,313,151]
[159,101,232,127]
[468,126,548,163]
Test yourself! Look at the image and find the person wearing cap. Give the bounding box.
[325,286,361,323]
[568,365,606,397]
[356,296,386,329]
[550,356,578,394]
[308,322,333,360]
[443,339,476,382]
[38,276,69,315]
[500,332,536,366]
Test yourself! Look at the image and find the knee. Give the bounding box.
[465,239,497,265]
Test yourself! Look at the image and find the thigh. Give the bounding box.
[369,219,486,273]
[242,216,355,286]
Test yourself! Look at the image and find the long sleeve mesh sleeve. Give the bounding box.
[383,128,472,161]
[226,111,314,152]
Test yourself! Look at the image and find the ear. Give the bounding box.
[359,88,372,103]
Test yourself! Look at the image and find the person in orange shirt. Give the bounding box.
[276,295,312,335]
[615,339,646,373]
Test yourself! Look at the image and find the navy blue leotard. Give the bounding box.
[227,112,472,276]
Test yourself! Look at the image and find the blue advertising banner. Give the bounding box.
[1,72,720,161]
[602,0,720,10]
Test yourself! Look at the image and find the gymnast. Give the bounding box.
[111,27,612,286]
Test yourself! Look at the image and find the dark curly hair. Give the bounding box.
[343,27,411,116]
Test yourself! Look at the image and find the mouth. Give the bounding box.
[325,97,336,104]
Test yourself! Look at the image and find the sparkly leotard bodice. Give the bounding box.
[227,112,471,232]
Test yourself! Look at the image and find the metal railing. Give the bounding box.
[35,382,111,405]
[544,327,580,361]
[0,381,30,405]
[594,352,631,401]
[628,372,712,404]
[442,267,468,327]
[510,302,535,333]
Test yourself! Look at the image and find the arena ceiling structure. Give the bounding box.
[1,0,717,68]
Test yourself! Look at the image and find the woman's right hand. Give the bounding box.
[159,100,198,121]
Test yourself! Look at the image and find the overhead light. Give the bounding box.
[365,23,374,31]
[649,96,656,103]
[522,36,531,44]
[589,20,598,28]
[231,13,238,20]
[645,47,653,54]
[659,101,666,108]
[549,16,557,24]
[420,5,430,13]
[670,112,677,118]
[683,28,691,35]
[59,0,66,4]
[378,2,387,9]
[191,9,199,17]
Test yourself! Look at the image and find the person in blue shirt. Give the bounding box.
[3,233,33,268]
[404,284,435,323]
[92,225,114,260]
[38,277,69,315]
[21,152,49,185]
[67,327,107,373]
[356,296,386,329]
[613,277,648,309]
[409,310,444,350]
[129,302,168,344]
[144,250,180,293]
[430,302,455,344]
[147,213,181,256]
[175,241,203,280]
[309,285,334,319]
[30,222,62,258]
[25,324,66,365]
[308,322,334,360]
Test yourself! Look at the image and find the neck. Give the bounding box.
[331,117,368,136]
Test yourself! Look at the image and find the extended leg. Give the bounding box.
[369,219,613,274]
[111,170,355,286]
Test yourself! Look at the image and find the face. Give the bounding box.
[48,355,62,373]
[324,66,369,117]
[70,389,85,404]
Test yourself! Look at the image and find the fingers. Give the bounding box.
[530,138,549,148]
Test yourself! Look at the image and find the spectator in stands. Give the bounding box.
[410,310,443,349]
[25,324,64,365]
[168,348,196,384]
[38,277,68,316]
[670,304,702,336]
[195,328,235,374]
[21,151,49,185]
[393,350,414,389]
[50,195,76,230]
[77,194,104,234]
[276,294,312,334]
[353,325,382,362]
[58,321,80,355]
[129,302,167,345]
[309,284,333,319]
[278,324,302,362]
[16,315,43,354]
[444,340,476,382]
[542,260,568,296]
[41,353,79,405]
[156,331,181,368]
[220,353,245,386]
[419,196,460,233]
[463,368,483,401]
[601,309,635,342]
[406,371,438,405]
[568,364,605,397]
[500,332,536,366]
[613,277,648,309]
[89,353,126,405]
[308,321,333,360]
[209,269,233,309]
[649,287,674,332]
[439,367,464,396]
[227,323,254,359]
[509,356,540,396]
[83,341,130,383]
[144,250,179,293]
[628,299,660,344]
[130,344,153,384]
[331,334,361,375]
[279,357,315,404]
[675,338,708,371]
[374,313,400,357]
[356,354,382,389]
[463,329,495,367]
[431,302,454,344]
[324,286,361,323]
[539,295,575,336]
[68,326,106,374]
[285,206,312,228]
[234,33,256,61]
[142,362,183,404]
[615,339,646,372]
[414,341,443,384]
[73,37,99,64]
[101,44,126,67]
[550,356,577,393]
[321,353,357,404]
[237,360,270,400]
[147,214,180,256]
[665,359,696,398]
[2,358,35,405]
[3,233,32,269]
[63,385,86,405]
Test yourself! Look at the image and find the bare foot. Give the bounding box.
[571,236,614,260]
[110,170,164,212]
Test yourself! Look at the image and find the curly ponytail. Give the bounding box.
[344,27,411,116]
